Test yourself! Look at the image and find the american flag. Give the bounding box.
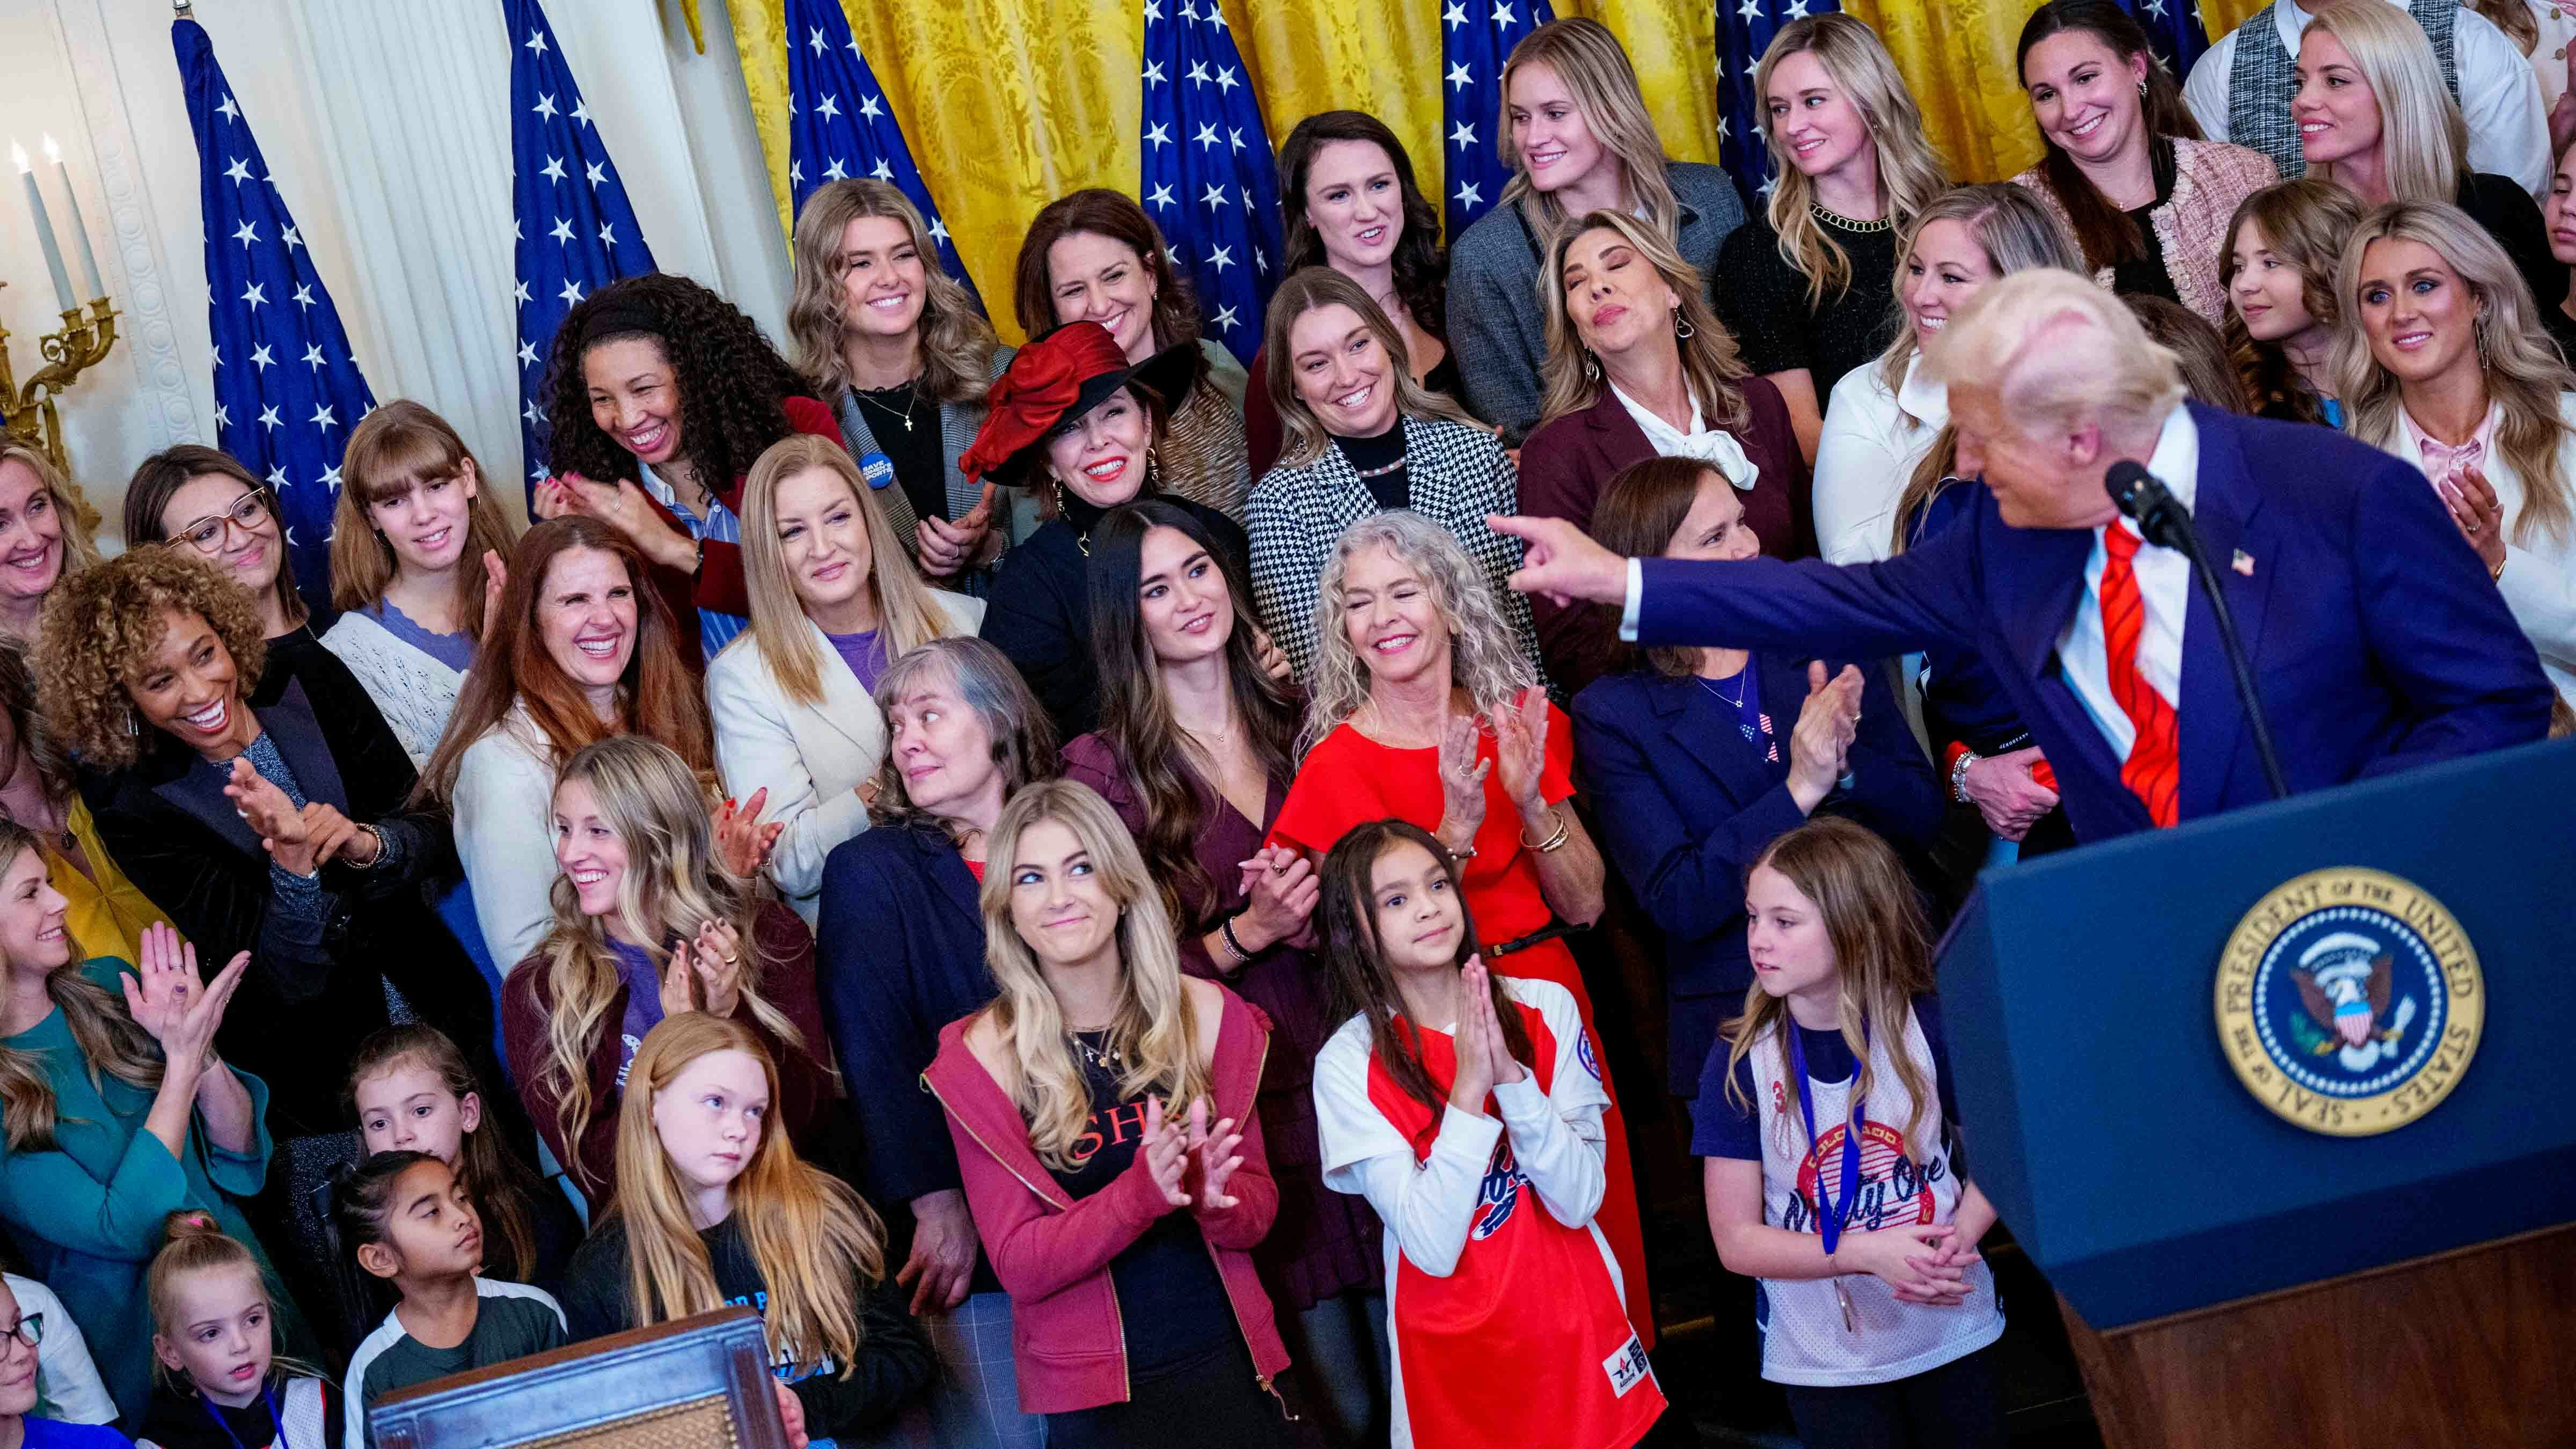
[784,0,977,299]
[2121,0,2209,84]
[510,0,657,502]
[1715,0,1842,203]
[1442,0,1554,238]
[174,16,375,617]
[1139,0,1282,364]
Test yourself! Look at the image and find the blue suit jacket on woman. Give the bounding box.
[1631,404,2556,842]
[1572,656,1944,1099]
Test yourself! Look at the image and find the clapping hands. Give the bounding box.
[120,921,248,1073]
[1787,662,1864,811]
[657,917,746,1020]
[1136,1095,1247,1213]
[713,789,782,879]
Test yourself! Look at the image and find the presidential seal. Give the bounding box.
[2214,868,2483,1137]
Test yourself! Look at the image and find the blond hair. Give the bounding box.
[0,824,161,1152]
[331,400,522,639]
[975,781,1208,1170]
[0,444,103,598]
[1919,267,2184,443]
[532,736,811,1195]
[614,1014,884,1378]
[787,178,999,407]
[1755,14,1952,307]
[1497,19,1681,239]
[1301,511,1538,757]
[1259,268,1480,470]
[2303,0,2468,205]
[1875,184,2087,407]
[2333,201,2575,547]
[1538,209,1750,429]
[734,434,964,709]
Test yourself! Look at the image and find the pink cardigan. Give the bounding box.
[924,984,1290,1414]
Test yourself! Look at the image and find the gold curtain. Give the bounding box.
[728,1,2272,342]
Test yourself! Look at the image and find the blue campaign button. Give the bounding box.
[857,451,897,489]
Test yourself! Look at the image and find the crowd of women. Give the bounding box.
[1,2,2572,1446]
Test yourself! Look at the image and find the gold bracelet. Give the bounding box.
[1519,806,1572,853]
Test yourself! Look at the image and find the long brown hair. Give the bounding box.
[345,1024,553,1283]
[788,178,999,406]
[1589,456,1723,679]
[2017,0,2203,272]
[0,823,162,1152]
[1277,110,1448,338]
[415,516,712,806]
[613,1014,885,1380]
[1259,268,1480,469]
[1314,820,1534,1136]
[122,444,308,630]
[1086,501,1299,933]
[1719,818,1940,1156]
[2220,179,2368,425]
[2125,295,2252,412]
[331,401,522,639]
[1012,190,1206,365]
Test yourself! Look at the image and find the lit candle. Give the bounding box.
[10,140,77,313]
[41,136,104,304]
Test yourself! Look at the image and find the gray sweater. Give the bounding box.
[1443,160,1747,444]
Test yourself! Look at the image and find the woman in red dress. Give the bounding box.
[1267,508,1651,1344]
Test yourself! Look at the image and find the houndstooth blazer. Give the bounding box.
[1245,414,1546,686]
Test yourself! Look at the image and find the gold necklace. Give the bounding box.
[1809,201,1893,234]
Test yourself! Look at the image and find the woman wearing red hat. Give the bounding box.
[966,322,1256,741]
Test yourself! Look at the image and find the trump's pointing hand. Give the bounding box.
[1485,514,1630,610]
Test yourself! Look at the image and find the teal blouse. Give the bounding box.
[0,958,291,1421]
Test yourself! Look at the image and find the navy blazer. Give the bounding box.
[1572,655,1944,1097]
[1634,404,2557,842]
[815,821,997,1225]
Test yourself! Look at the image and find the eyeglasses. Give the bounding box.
[171,491,272,555]
[0,1313,42,1352]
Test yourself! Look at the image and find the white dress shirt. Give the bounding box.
[1812,354,1949,565]
[1611,382,1762,489]
[1621,404,2200,763]
[2183,0,2552,195]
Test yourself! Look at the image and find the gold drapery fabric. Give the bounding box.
[726,1,2274,342]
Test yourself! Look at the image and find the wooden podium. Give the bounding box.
[1937,741,2576,1449]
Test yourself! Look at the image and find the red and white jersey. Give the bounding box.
[1314,976,1665,1449]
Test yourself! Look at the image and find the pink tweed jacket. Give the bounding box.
[2011,136,2280,326]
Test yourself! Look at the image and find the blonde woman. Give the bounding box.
[1719,14,1952,463]
[788,178,1019,593]
[924,779,1292,1446]
[1446,17,1747,443]
[707,434,983,924]
[0,444,100,643]
[1521,211,1807,692]
[2295,0,2565,326]
[1246,267,1534,683]
[499,734,831,1203]
[560,1013,934,1440]
[324,401,522,765]
[2222,179,2370,427]
[2336,199,2576,704]
[2014,0,2278,324]
[1813,184,2083,565]
[1266,512,1653,1346]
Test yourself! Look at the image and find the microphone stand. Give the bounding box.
[2104,462,2290,801]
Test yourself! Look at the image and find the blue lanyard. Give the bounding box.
[1786,1021,1868,1256]
[201,1384,290,1449]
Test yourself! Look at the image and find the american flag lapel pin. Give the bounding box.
[2231,549,2256,577]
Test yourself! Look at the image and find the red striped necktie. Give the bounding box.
[2100,523,2180,828]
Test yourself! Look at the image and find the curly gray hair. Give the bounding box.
[1301,510,1539,756]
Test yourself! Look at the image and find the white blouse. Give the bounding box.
[1812,353,1948,565]
[2388,393,2576,707]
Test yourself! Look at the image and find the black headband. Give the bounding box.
[575,298,667,349]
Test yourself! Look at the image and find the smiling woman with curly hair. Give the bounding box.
[32,548,504,1144]
[538,273,842,668]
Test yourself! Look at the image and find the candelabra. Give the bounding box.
[1,283,120,478]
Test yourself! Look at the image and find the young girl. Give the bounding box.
[137,1212,342,1448]
[2223,180,2367,427]
[560,1014,932,1443]
[336,1153,567,1449]
[347,1027,580,1293]
[1309,821,1665,1449]
[1697,817,2004,1446]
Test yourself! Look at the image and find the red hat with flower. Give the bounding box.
[959,321,1201,485]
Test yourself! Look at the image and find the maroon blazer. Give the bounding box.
[1517,375,1813,694]
[502,899,835,1204]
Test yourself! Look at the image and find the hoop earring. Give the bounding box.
[1673,311,1695,341]
[123,708,138,738]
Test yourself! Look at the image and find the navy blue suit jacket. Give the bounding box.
[1634,404,2555,841]
[1572,655,1944,1096]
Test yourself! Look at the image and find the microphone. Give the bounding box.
[2103,461,2289,801]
